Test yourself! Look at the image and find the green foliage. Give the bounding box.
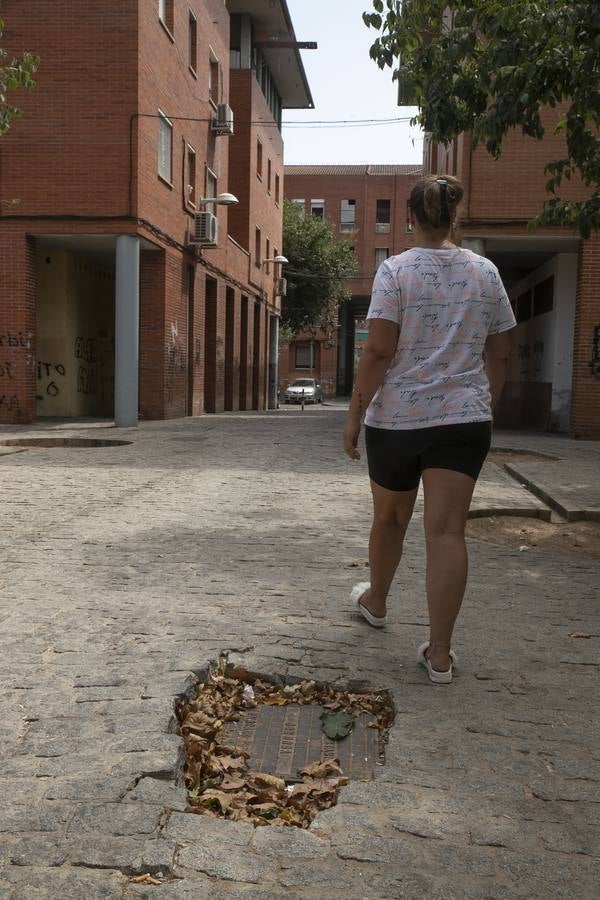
[364,0,600,237]
[282,201,357,335]
[0,16,39,136]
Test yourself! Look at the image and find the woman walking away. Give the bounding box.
[343,174,516,684]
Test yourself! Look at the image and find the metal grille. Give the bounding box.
[221,704,378,783]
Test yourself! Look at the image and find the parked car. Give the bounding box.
[283,378,323,404]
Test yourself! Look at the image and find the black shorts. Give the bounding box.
[365,421,492,492]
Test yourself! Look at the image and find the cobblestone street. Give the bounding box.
[1,406,599,899]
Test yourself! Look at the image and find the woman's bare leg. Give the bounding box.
[422,468,476,671]
[361,481,418,617]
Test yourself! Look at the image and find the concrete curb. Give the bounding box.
[504,462,600,522]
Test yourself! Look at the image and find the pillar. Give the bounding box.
[115,235,140,427]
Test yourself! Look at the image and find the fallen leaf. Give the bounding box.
[219,776,247,792]
[319,710,356,741]
[569,632,592,639]
[348,559,369,567]
[298,759,344,779]
[131,874,162,885]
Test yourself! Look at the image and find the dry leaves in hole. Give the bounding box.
[176,656,394,829]
[348,559,369,568]
[130,874,163,885]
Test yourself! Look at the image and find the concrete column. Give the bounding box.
[115,235,140,427]
[268,314,279,409]
[461,237,487,257]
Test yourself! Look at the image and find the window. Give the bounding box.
[374,248,389,271]
[267,159,272,193]
[256,139,263,179]
[186,145,196,206]
[533,276,554,316]
[189,11,197,73]
[340,199,356,232]
[291,199,305,218]
[255,227,261,267]
[265,238,271,274]
[158,0,174,34]
[209,49,220,105]
[376,199,391,233]
[275,173,280,205]
[311,199,325,220]
[295,343,315,370]
[158,111,173,183]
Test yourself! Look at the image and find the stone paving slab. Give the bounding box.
[471,462,550,519]
[0,409,599,898]
[504,460,600,521]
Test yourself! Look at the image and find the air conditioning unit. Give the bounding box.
[375,222,391,234]
[212,104,234,136]
[191,212,218,247]
[276,277,287,297]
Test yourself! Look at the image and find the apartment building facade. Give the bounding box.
[424,108,599,439]
[280,164,421,399]
[0,0,313,425]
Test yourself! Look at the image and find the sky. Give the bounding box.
[281,0,424,166]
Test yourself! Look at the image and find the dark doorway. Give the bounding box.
[204,277,218,413]
[252,303,261,410]
[224,288,235,411]
[186,265,195,416]
[239,296,249,410]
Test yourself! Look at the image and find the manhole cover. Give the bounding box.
[221,703,378,782]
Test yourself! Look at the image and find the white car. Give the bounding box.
[283,378,323,404]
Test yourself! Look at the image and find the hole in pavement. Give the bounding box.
[488,447,559,465]
[467,515,600,559]
[0,437,132,448]
[176,654,395,829]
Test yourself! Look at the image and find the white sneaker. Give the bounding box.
[350,582,387,628]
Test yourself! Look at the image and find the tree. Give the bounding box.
[0,15,39,136]
[282,201,357,337]
[363,0,600,237]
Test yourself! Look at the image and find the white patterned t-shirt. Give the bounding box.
[364,247,516,430]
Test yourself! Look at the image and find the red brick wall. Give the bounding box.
[0,0,138,218]
[424,106,589,224]
[283,172,420,295]
[228,70,284,298]
[0,228,36,423]
[0,1,287,424]
[136,0,232,265]
[139,250,166,420]
[571,237,600,439]
[279,330,337,400]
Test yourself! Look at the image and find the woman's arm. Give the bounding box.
[484,330,512,412]
[343,319,398,459]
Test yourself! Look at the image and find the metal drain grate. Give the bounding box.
[221,703,378,782]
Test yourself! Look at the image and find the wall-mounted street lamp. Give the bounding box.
[262,255,288,266]
[198,192,239,207]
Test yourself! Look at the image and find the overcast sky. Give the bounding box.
[281,0,423,166]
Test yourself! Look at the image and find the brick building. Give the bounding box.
[280,164,421,399]
[424,110,599,439]
[0,0,313,425]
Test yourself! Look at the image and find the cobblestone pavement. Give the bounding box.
[0,407,599,899]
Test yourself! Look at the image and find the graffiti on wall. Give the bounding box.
[0,333,34,419]
[517,343,531,377]
[75,332,114,404]
[37,361,67,400]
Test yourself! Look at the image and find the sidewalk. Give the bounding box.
[0,408,599,899]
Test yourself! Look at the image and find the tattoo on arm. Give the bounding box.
[357,390,363,420]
